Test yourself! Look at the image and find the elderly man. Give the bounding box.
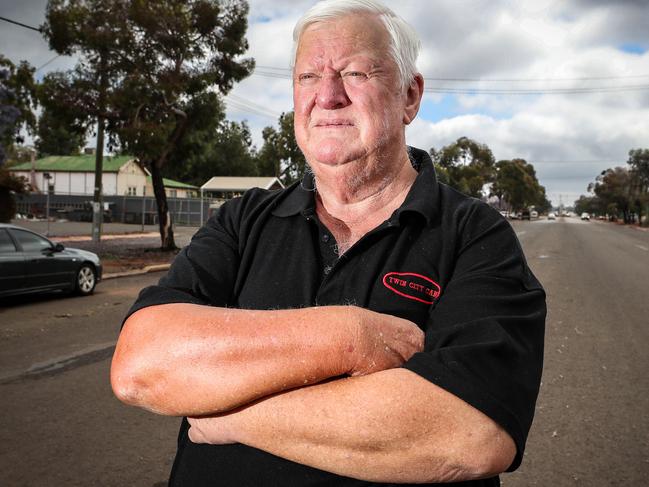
[111,1,545,486]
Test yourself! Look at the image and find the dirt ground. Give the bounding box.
[64,236,179,274]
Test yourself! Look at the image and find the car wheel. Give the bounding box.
[76,264,96,295]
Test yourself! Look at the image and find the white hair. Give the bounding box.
[292,0,421,91]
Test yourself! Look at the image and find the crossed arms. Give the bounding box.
[111,302,515,483]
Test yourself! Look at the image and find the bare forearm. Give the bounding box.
[189,369,516,483]
[111,304,357,415]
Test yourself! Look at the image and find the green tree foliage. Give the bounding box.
[166,92,257,186]
[627,148,649,225]
[35,72,89,157]
[588,167,636,223]
[0,57,37,220]
[430,136,495,198]
[36,106,86,157]
[0,56,38,164]
[574,195,601,216]
[256,111,307,185]
[43,0,254,249]
[0,167,29,222]
[491,158,546,212]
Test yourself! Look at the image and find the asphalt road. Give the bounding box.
[1,217,648,486]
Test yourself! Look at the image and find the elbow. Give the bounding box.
[110,354,145,407]
[455,424,517,480]
[110,313,170,414]
[414,423,516,483]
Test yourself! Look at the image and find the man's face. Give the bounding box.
[293,14,408,170]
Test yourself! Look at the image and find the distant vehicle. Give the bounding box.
[530,210,538,219]
[581,212,590,221]
[0,223,102,298]
[547,212,556,220]
[521,209,531,220]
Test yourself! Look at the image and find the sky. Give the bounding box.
[1,0,648,206]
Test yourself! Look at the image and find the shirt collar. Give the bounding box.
[272,146,439,225]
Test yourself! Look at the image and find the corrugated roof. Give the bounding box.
[147,176,197,189]
[201,176,283,191]
[11,154,135,173]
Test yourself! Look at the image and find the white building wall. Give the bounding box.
[117,160,148,196]
[69,173,86,194]
[103,173,118,195]
[84,172,94,195]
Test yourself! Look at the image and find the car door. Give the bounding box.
[0,228,25,296]
[9,228,71,290]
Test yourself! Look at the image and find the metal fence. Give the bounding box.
[14,192,224,227]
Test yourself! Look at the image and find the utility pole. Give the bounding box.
[92,51,108,243]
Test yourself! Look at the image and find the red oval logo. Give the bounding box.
[382,272,441,305]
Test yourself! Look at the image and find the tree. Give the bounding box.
[490,158,545,212]
[43,0,135,242]
[256,111,307,185]
[588,167,635,223]
[166,92,258,186]
[0,167,30,222]
[0,56,37,221]
[0,56,38,164]
[43,0,254,249]
[35,71,89,156]
[628,148,649,226]
[430,137,495,198]
[574,194,601,216]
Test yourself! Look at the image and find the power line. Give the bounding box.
[35,55,62,73]
[423,84,649,95]
[530,159,622,164]
[254,65,649,82]
[252,66,649,94]
[224,95,282,120]
[423,74,649,82]
[0,16,41,32]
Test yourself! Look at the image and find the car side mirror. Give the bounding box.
[54,243,65,252]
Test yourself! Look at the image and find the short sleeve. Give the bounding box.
[123,201,243,323]
[402,209,545,471]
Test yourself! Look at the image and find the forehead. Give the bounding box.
[296,14,391,65]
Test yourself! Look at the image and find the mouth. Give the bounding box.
[314,120,354,128]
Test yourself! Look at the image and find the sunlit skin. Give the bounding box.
[293,14,422,206]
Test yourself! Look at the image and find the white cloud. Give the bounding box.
[2,0,648,205]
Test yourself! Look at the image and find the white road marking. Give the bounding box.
[516,231,527,237]
[635,244,649,252]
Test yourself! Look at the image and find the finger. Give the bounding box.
[188,424,204,443]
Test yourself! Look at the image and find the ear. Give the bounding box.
[403,73,424,125]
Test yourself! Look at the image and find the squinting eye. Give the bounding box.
[297,73,320,86]
[342,71,368,84]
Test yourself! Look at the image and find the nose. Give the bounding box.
[316,74,350,110]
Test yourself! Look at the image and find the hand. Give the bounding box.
[188,415,238,445]
[347,308,424,376]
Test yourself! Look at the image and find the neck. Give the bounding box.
[314,145,415,214]
[312,147,417,253]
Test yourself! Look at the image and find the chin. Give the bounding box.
[308,139,364,167]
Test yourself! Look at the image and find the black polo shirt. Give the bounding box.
[125,147,545,487]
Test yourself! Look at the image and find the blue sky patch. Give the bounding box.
[618,43,647,55]
[252,15,272,23]
[419,96,458,122]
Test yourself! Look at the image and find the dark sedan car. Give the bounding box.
[0,223,102,298]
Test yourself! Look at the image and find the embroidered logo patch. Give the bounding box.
[382,272,441,304]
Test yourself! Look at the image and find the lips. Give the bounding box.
[314,119,354,127]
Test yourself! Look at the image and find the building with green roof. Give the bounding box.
[11,154,197,198]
